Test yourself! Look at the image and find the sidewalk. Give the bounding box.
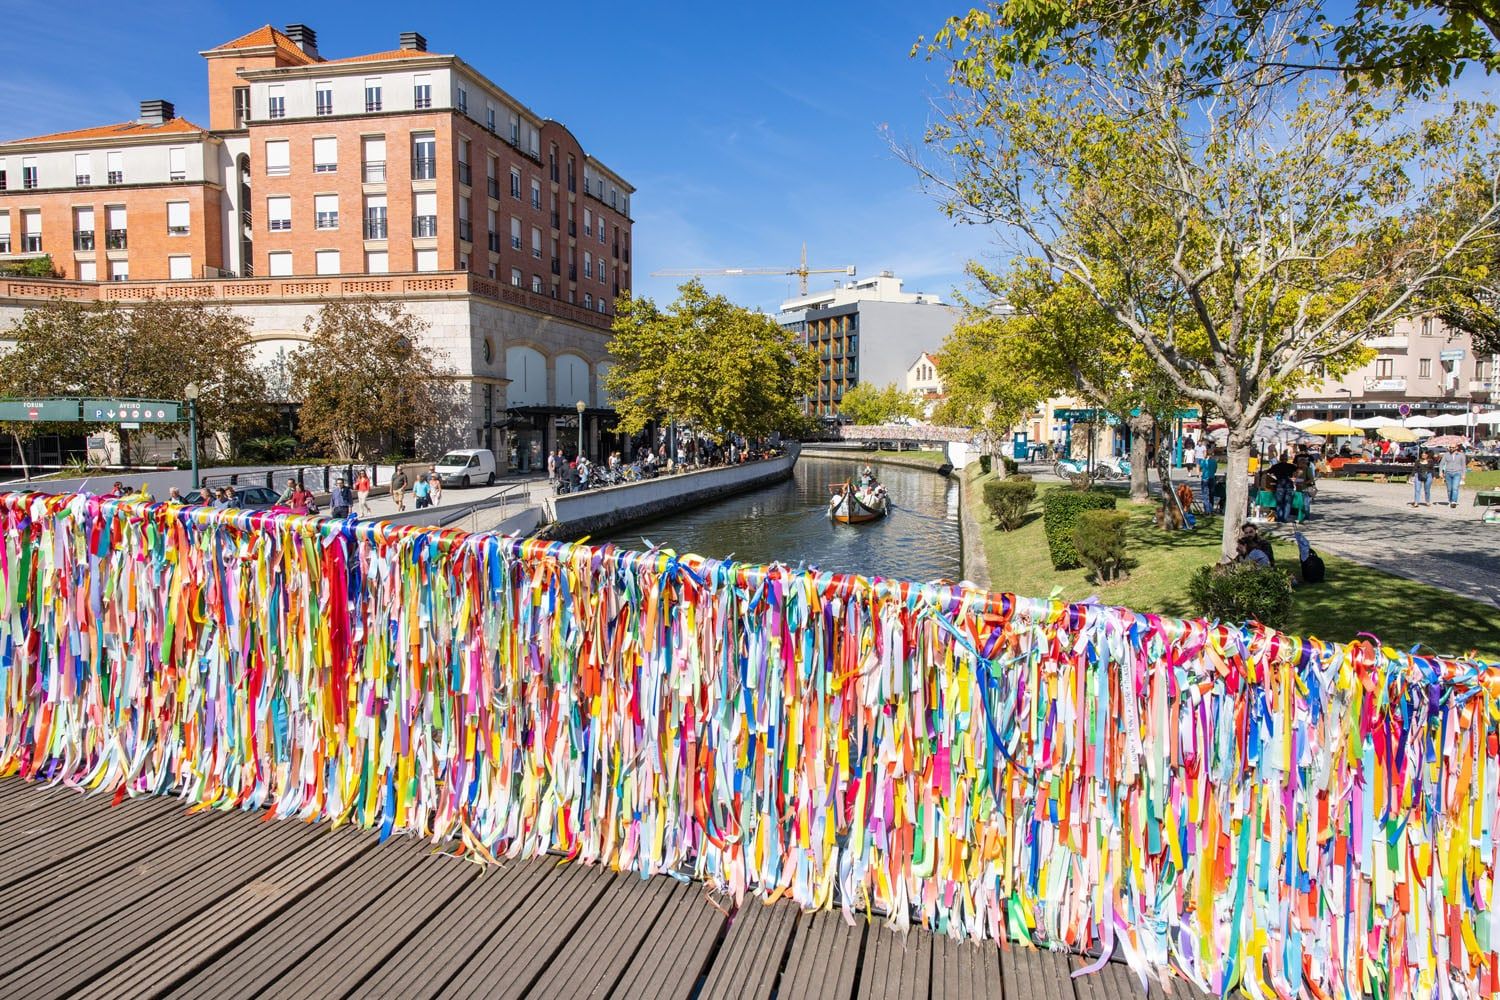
[355,474,554,527]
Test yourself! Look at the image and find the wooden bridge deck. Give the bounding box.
[0,777,1183,999]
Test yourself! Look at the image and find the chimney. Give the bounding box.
[399,31,427,51]
[139,100,175,126]
[283,23,319,57]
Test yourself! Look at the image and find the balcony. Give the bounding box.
[107,171,123,185]
[73,231,95,251]
[487,178,499,199]
[363,161,387,183]
[21,237,41,253]
[531,246,542,259]
[413,216,438,238]
[1470,379,1497,394]
[550,257,560,276]
[612,243,619,258]
[315,212,339,231]
[550,211,559,230]
[1363,376,1407,393]
[458,220,472,242]
[568,265,577,281]
[105,229,128,250]
[1366,333,1410,350]
[567,221,576,237]
[488,233,500,252]
[75,174,90,187]
[411,157,437,181]
[363,218,388,240]
[457,162,471,186]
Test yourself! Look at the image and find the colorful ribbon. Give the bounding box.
[0,491,1495,998]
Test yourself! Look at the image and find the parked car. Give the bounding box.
[181,486,283,509]
[433,448,497,487]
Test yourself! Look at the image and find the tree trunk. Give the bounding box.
[118,428,133,469]
[1220,437,1253,559]
[991,437,1007,479]
[1128,413,1153,502]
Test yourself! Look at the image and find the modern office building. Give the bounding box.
[779,272,958,418]
[1290,316,1498,422]
[0,24,635,465]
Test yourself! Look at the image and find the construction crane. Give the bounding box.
[651,244,855,296]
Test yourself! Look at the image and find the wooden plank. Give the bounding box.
[698,897,801,1000]
[930,933,1005,1000]
[611,881,733,999]
[1,815,313,999]
[999,942,1075,1000]
[0,794,176,885]
[261,850,484,999]
[777,909,867,1000]
[863,921,933,1000]
[348,857,558,999]
[168,836,430,998]
[526,873,683,998]
[440,862,614,1000]
[91,822,374,997]
[0,783,107,834]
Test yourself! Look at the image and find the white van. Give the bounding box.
[433,449,497,487]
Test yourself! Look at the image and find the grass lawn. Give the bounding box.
[967,469,1500,658]
[1465,468,1500,491]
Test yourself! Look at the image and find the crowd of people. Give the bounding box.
[546,435,783,494]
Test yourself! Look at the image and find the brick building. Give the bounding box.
[0,24,635,465]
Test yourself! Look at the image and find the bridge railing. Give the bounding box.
[832,422,976,444]
[0,491,1493,999]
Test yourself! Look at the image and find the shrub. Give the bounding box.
[978,454,992,474]
[1187,563,1294,630]
[1073,510,1129,581]
[1001,456,1019,476]
[0,255,60,279]
[1042,488,1117,569]
[982,476,1036,531]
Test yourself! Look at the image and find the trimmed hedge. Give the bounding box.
[978,454,992,474]
[1042,488,1117,569]
[1001,456,1019,476]
[982,476,1036,531]
[1187,563,1294,629]
[1073,510,1129,581]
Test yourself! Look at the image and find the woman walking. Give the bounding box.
[1439,445,1467,508]
[1409,449,1435,507]
[354,470,372,516]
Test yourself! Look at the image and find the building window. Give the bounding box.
[411,132,436,180]
[530,178,541,209]
[510,168,521,199]
[20,210,40,252]
[364,196,387,239]
[510,217,522,249]
[458,197,471,242]
[1418,358,1432,378]
[486,156,499,199]
[1422,316,1434,337]
[414,248,438,272]
[458,139,471,185]
[584,252,592,278]
[268,251,292,276]
[105,206,127,249]
[74,153,91,186]
[106,151,123,184]
[413,191,437,237]
[362,136,386,182]
[168,146,187,182]
[109,260,129,282]
[413,74,432,110]
[584,209,592,237]
[314,194,339,230]
[268,85,286,120]
[233,87,251,128]
[508,113,520,144]
[598,298,607,314]
[0,212,12,253]
[315,249,341,275]
[169,255,192,280]
[532,274,543,293]
[511,267,522,287]
[313,137,337,173]
[267,196,292,232]
[584,292,592,309]
[315,82,333,116]
[265,140,290,176]
[599,223,606,245]
[72,208,94,251]
[1376,357,1393,378]
[486,107,496,133]
[531,227,542,258]
[456,85,468,114]
[365,79,383,112]
[366,250,388,274]
[0,162,7,191]
[167,201,190,236]
[22,157,38,189]
[77,260,95,281]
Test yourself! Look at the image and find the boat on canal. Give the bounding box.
[829,474,888,524]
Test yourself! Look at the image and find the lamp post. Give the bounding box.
[575,399,586,461]
[1335,387,1353,423]
[184,382,200,490]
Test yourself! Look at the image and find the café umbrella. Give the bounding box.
[1300,420,1364,436]
[1376,425,1419,442]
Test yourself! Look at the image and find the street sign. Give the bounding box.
[1440,349,1465,362]
[0,398,81,422]
[81,400,180,423]
[1398,403,1412,417]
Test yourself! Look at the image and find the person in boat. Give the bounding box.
[859,465,876,487]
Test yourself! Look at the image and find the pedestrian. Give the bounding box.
[289,482,312,514]
[428,471,443,506]
[391,469,408,511]
[413,475,431,509]
[1409,449,1435,507]
[1193,437,1207,474]
[167,486,184,503]
[1267,451,1300,523]
[547,449,558,486]
[354,470,372,516]
[330,477,353,518]
[1199,446,1219,514]
[276,480,296,507]
[111,481,126,498]
[1438,444,1467,508]
[1182,435,1196,474]
[214,487,233,509]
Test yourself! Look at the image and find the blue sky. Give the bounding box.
[2,1,992,311]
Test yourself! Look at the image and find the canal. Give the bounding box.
[598,456,962,582]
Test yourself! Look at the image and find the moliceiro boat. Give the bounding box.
[829,474,888,524]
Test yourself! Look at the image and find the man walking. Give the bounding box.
[1439,445,1467,508]
[330,477,353,519]
[1267,451,1300,523]
[391,469,408,511]
[413,475,431,509]
[1199,446,1219,514]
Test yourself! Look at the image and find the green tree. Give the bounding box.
[910,10,1499,557]
[838,381,922,425]
[605,281,815,440]
[287,299,450,461]
[0,297,268,466]
[934,315,1047,474]
[929,2,1500,96]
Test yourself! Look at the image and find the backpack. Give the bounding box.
[1301,549,1325,584]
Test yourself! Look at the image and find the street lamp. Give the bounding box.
[575,399,586,460]
[183,382,200,490]
[1335,387,1353,424]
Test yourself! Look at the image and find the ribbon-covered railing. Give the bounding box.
[0,491,1495,998]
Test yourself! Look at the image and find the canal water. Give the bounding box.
[597,456,962,582]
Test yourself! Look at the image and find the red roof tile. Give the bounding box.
[6,117,209,146]
[208,25,316,64]
[318,49,442,65]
